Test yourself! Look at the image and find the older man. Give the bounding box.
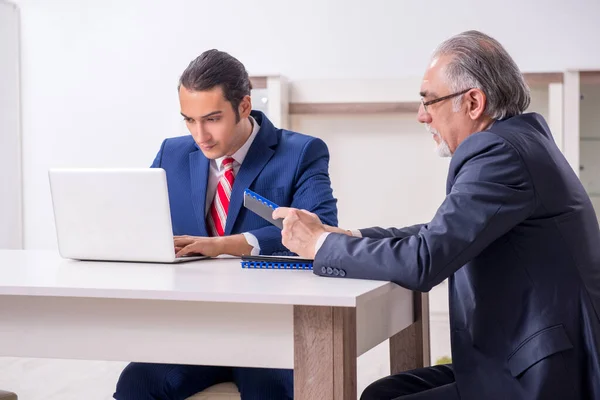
[273,30,600,400]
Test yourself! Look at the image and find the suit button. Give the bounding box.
[339,270,346,277]
[333,268,340,276]
[320,266,327,274]
[327,267,333,275]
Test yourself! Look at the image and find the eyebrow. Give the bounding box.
[180,111,223,120]
[419,90,437,98]
[201,111,222,118]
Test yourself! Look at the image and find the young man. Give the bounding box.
[114,49,338,400]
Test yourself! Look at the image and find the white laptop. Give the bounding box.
[48,168,207,263]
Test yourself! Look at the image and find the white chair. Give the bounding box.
[185,382,240,400]
[0,390,17,400]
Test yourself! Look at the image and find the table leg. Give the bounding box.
[293,305,357,400]
[389,292,430,374]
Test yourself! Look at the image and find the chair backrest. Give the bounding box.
[185,382,240,400]
[0,389,18,400]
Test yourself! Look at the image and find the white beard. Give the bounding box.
[426,125,452,158]
[435,139,452,158]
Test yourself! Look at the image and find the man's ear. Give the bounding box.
[466,89,487,120]
[238,95,252,119]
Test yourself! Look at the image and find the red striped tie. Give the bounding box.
[207,157,235,237]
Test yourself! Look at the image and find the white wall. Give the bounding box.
[291,114,449,229]
[13,0,600,248]
[0,1,22,249]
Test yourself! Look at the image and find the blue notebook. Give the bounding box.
[241,255,313,270]
[243,189,283,229]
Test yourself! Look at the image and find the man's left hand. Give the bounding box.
[272,207,327,259]
[173,236,224,258]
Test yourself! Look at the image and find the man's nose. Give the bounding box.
[417,102,432,124]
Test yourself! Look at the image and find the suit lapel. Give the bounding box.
[189,151,210,236]
[225,112,278,235]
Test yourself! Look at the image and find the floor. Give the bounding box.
[0,358,126,400]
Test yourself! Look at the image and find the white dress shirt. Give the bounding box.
[205,116,261,255]
[314,229,362,256]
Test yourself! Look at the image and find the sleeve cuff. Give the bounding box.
[314,232,331,256]
[242,232,261,256]
[315,229,361,256]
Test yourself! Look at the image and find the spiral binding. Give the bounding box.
[243,189,279,209]
[241,261,313,270]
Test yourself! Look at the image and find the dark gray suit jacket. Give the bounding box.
[315,113,600,399]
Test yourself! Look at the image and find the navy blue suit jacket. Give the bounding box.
[152,110,338,255]
[315,113,600,399]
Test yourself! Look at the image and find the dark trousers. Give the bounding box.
[361,364,459,400]
[113,362,293,400]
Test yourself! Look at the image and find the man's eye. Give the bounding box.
[207,117,220,122]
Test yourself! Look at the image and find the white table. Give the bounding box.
[0,250,428,399]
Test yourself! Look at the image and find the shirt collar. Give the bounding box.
[215,115,260,170]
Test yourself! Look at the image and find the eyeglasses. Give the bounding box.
[421,88,473,113]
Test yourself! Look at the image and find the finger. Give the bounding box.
[281,209,299,231]
[272,207,293,220]
[299,209,319,220]
[176,244,197,258]
[281,228,289,245]
[174,238,194,246]
[283,226,293,241]
[280,228,294,249]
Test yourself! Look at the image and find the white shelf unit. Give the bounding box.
[250,76,289,129]
[579,77,600,216]
[254,72,600,207]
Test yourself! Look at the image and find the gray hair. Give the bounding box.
[433,30,530,120]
